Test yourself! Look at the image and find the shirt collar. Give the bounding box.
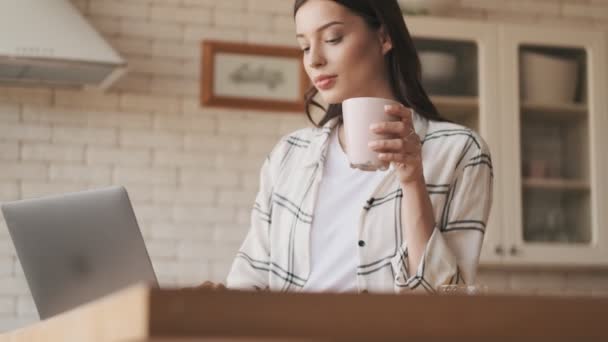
[302,110,429,168]
[302,117,339,168]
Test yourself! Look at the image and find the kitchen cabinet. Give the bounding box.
[498,23,608,267]
[407,17,608,267]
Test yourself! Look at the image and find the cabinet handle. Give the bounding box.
[495,245,504,255]
[509,246,519,256]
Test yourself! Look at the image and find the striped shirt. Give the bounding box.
[226,111,493,293]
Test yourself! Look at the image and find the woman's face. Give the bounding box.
[295,0,393,104]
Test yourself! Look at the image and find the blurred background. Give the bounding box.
[1,0,608,332]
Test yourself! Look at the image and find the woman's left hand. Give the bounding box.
[368,104,424,186]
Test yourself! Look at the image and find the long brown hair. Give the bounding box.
[294,0,446,127]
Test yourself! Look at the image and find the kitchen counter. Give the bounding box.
[0,284,606,341]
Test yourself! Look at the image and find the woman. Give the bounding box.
[215,0,492,293]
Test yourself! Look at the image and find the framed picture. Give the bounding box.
[201,40,310,113]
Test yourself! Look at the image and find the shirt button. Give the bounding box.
[358,240,366,247]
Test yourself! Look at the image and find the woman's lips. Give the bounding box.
[315,76,337,90]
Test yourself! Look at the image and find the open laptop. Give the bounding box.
[1,186,158,320]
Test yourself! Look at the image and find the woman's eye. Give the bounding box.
[300,37,341,53]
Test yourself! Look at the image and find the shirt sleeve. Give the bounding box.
[390,135,494,293]
[225,155,275,291]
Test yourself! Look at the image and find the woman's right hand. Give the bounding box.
[194,281,227,291]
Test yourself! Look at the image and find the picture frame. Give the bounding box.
[201,40,309,113]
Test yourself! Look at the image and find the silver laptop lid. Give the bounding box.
[1,186,158,319]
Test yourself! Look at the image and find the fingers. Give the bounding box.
[369,135,420,151]
[370,136,422,164]
[366,104,422,169]
[368,138,403,152]
[378,152,407,163]
[378,151,422,164]
[195,281,227,291]
[370,121,408,136]
[384,104,413,120]
[370,104,414,136]
[200,281,214,288]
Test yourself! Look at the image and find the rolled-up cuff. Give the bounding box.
[390,228,460,293]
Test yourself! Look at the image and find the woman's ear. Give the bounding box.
[378,26,393,55]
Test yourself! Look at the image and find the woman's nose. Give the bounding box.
[308,46,326,68]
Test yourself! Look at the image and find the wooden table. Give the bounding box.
[0,284,606,341]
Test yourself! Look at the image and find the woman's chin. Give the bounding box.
[317,90,348,105]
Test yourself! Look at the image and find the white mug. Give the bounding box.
[342,97,402,171]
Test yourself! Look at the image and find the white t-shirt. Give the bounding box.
[302,128,389,293]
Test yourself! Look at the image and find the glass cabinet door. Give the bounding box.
[414,37,479,129]
[500,24,608,266]
[519,45,589,245]
[407,17,503,266]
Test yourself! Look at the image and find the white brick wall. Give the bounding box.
[0,105,20,123]
[89,1,149,20]
[0,143,19,161]
[0,0,607,332]
[0,124,51,142]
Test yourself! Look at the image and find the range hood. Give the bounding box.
[0,0,127,90]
